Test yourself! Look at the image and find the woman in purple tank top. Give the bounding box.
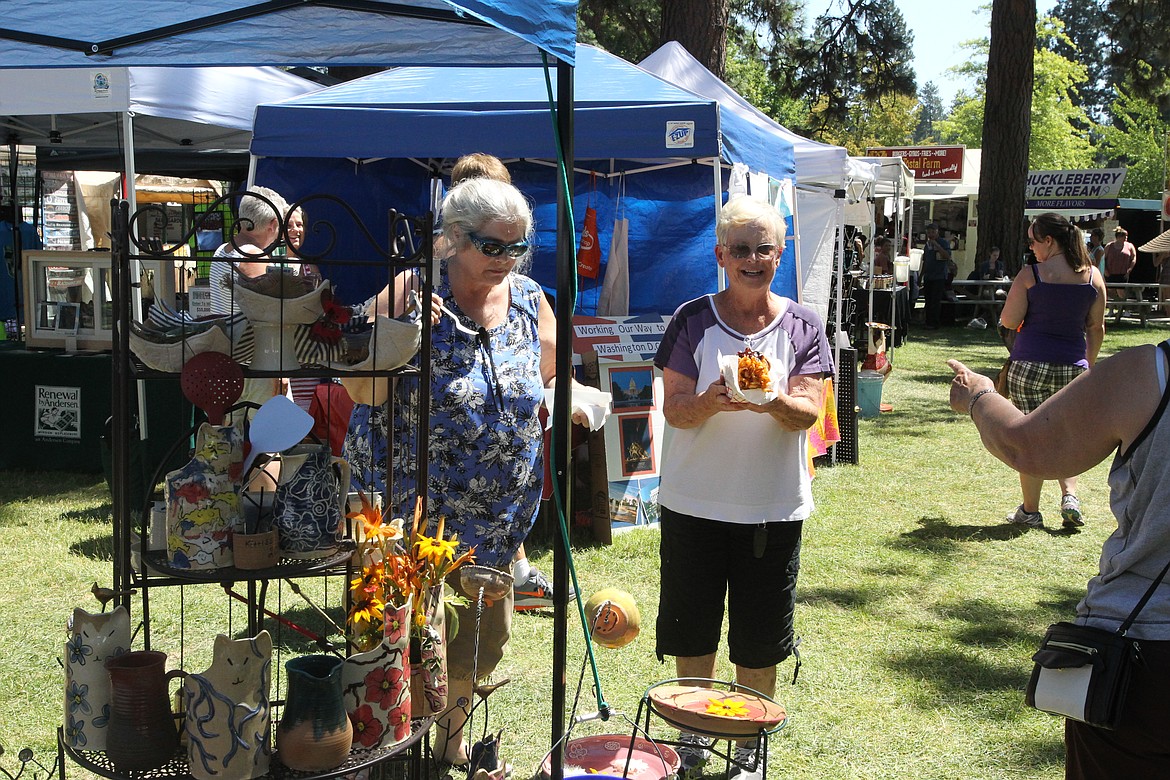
[998,212,1108,530]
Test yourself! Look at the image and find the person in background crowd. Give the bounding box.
[920,223,952,329]
[1088,228,1106,276]
[965,246,1005,329]
[1103,227,1137,314]
[654,196,832,780]
[872,235,893,276]
[948,336,1170,780]
[998,212,1107,529]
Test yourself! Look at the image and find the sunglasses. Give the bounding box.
[468,233,530,259]
[726,243,778,260]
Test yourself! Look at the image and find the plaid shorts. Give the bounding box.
[1007,360,1086,414]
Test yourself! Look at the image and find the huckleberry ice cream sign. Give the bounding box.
[36,385,81,440]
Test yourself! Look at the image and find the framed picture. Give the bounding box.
[37,301,59,330]
[605,363,656,412]
[618,413,655,477]
[56,302,81,334]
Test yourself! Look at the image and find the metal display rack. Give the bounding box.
[60,193,437,780]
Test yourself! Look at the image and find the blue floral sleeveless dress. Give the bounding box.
[344,266,545,566]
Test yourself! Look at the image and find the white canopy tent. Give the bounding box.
[639,41,850,324]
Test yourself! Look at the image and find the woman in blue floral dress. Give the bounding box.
[343,177,566,766]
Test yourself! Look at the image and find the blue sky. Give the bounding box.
[896,0,988,106]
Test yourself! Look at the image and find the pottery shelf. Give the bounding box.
[80,194,438,780]
[138,542,357,584]
[59,717,435,780]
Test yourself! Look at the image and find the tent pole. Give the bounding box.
[550,55,574,780]
[121,111,151,441]
[715,160,726,291]
[831,194,845,465]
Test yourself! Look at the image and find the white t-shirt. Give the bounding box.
[654,294,833,524]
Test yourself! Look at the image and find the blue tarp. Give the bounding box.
[0,1,577,68]
[253,45,798,314]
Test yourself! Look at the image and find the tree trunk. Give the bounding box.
[661,0,729,79]
[977,0,1036,277]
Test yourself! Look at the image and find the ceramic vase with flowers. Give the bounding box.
[64,606,131,752]
[345,494,471,727]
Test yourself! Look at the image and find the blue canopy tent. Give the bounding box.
[250,44,799,314]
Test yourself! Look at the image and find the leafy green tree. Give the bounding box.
[783,0,917,136]
[914,81,945,143]
[1048,0,1117,123]
[937,16,1093,170]
[1098,85,1170,198]
[1106,0,1170,114]
[813,91,920,154]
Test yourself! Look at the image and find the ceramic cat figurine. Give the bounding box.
[64,606,131,751]
[182,631,272,780]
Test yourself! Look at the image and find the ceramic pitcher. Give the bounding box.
[64,606,131,751]
[183,631,272,780]
[276,655,352,772]
[271,443,350,559]
[105,650,183,771]
[166,422,245,570]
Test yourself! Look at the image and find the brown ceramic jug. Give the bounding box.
[104,650,183,771]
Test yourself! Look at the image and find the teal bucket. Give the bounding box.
[857,370,884,418]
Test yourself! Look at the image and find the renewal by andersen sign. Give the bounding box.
[1025,168,1127,210]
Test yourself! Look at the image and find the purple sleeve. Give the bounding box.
[787,304,834,378]
[654,299,704,380]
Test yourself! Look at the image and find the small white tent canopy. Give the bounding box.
[639,41,850,324]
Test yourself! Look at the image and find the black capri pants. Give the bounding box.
[656,505,802,669]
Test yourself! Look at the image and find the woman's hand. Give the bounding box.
[947,359,994,414]
[428,292,443,327]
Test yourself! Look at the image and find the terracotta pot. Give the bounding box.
[277,655,352,772]
[104,651,182,771]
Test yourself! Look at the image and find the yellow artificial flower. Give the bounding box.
[705,697,749,718]
[414,534,458,566]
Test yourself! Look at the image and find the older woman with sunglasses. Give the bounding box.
[998,212,1107,530]
[343,177,578,768]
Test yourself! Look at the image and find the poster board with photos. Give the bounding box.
[572,314,669,532]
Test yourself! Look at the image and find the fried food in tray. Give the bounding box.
[719,347,776,404]
[737,347,772,391]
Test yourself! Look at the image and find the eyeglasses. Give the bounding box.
[726,243,778,260]
[468,233,530,259]
[1027,235,1044,247]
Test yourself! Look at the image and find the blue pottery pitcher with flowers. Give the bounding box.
[272,444,350,559]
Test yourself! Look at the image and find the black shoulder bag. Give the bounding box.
[1025,557,1170,729]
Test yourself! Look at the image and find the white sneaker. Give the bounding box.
[675,733,711,779]
[729,742,763,780]
[1006,504,1044,529]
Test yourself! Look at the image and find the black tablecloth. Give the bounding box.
[0,344,190,473]
[851,286,909,348]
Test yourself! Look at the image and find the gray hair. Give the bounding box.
[441,178,534,272]
[237,186,288,233]
[716,196,786,246]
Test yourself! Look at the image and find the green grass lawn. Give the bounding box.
[2,319,1167,780]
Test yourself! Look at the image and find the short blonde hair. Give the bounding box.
[716,196,786,246]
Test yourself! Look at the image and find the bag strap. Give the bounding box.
[1119,552,1170,635]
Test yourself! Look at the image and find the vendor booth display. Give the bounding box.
[249,44,802,317]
